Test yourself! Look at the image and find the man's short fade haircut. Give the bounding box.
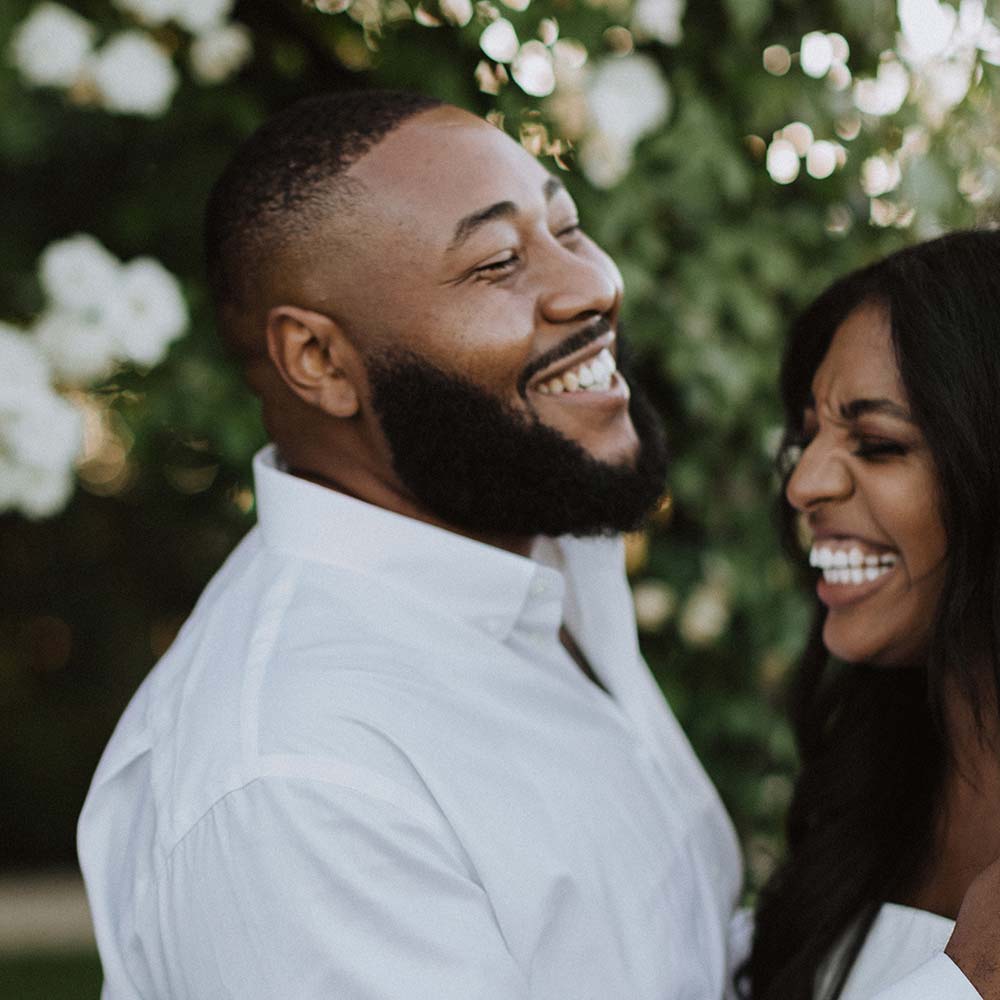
[204,88,444,325]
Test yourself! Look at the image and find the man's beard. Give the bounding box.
[365,335,669,539]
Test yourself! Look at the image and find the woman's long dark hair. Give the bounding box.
[748,229,1000,1000]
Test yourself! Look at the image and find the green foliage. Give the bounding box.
[2,0,998,897]
[0,952,104,1000]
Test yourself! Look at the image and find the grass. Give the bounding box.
[0,952,103,999]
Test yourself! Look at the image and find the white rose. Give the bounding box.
[8,3,95,88]
[631,0,685,46]
[805,140,841,180]
[0,459,78,519]
[92,31,179,117]
[480,19,519,63]
[0,329,82,518]
[0,323,52,388]
[853,58,910,116]
[106,257,188,367]
[440,0,473,27]
[586,54,672,147]
[0,462,29,513]
[766,138,800,185]
[33,309,119,385]
[678,582,731,647]
[511,41,556,97]
[189,23,253,84]
[898,0,956,64]
[0,381,81,472]
[917,57,974,125]
[861,153,902,196]
[632,580,677,632]
[111,0,178,27]
[579,131,634,188]
[173,0,235,33]
[39,233,121,314]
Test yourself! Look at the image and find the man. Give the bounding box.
[78,91,993,999]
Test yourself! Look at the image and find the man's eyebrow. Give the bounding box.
[448,177,569,252]
[449,201,517,252]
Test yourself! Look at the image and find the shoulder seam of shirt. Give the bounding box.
[158,768,456,878]
[231,563,462,840]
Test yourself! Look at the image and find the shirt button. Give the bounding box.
[530,577,549,597]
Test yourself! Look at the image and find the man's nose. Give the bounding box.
[537,244,622,325]
[785,436,854,512]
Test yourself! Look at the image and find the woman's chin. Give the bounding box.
[822,622,926,669]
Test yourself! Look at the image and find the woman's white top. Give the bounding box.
[820,902,972,999]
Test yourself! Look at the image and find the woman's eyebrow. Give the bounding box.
[801,394,914,423]
[839,398,914,423]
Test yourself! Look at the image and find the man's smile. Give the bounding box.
[535,347,618,395]
[526,330,630,411]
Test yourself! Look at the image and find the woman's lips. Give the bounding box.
[810,541,899,608]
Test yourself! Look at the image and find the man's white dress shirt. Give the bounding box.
[78,446,980,999]
[80,446,744,999]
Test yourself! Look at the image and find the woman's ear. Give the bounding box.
[265,305,361,418]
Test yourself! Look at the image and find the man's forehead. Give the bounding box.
[344,107,555,230]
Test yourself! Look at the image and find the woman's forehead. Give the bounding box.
[810,301,904,406]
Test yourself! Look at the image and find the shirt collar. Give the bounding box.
[252,445,565,640]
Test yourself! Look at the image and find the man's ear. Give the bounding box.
[265,305,361,418]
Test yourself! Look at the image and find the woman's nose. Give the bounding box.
[785,437,854,512]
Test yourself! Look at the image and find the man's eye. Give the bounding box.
[474,254,518,276]
[557,223,581,239]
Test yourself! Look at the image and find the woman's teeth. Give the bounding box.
[809,544,898,585]
[537,348,617,395]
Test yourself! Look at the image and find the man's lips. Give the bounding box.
[527,331,616,392]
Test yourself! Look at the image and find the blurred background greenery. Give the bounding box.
[2,0,999,992]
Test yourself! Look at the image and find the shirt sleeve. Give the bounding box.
[869,953,982,1000]
[143,775,531,1000]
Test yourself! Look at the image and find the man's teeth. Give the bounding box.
[808,544,898,585]
[537,348,617,395]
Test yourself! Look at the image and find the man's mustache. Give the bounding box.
[517,316,615,399]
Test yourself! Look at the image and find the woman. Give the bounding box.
[748,230,1000,999]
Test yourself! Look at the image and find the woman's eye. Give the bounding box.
[854,438,907,459]
[557,222,581,239]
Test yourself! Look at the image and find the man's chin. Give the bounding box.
[537,412,642,471]
[590,427,643,471]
